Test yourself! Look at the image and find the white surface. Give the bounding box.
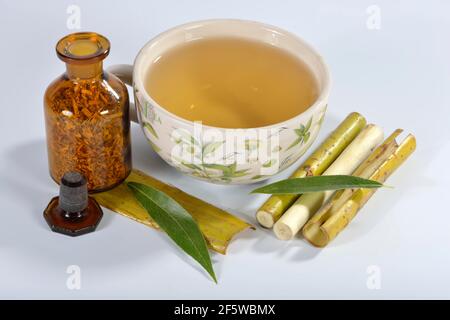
[0,0,449,299]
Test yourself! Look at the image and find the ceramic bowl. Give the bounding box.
[110,19,331,184]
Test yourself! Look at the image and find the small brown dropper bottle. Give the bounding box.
[44,172,103,236]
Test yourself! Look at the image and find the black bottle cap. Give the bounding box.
[59,172,88,213]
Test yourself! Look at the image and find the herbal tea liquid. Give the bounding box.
[145,37,319,128]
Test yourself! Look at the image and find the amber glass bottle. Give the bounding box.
[44,32,131,192]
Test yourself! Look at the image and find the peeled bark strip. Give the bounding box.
[328,129,400,211]
[256,112,367,228]
[94,169,254,254]
[303,130,416,247]
[274,124,384,240]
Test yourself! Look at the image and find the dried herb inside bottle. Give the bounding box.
[44,32,131,192]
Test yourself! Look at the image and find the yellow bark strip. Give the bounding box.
[94,169,254,254]
[256,112,367,228]
[274,124,384,240]
[303,131,416,247]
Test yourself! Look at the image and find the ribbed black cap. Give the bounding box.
[59,172,88,213]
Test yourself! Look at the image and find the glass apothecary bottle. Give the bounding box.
[44,32,131,192]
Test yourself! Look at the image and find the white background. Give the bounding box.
[1,0,449,299]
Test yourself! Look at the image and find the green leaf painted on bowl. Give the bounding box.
[318,109,326,126]
[303,131,311,144]
[305,116,313,132]
[262,159,277,168]
[251,175,383,195]
[144,123,158,139]
[202,163,231,172]
[148,140,161,153]
[201,162,250,181]
[231,169,250,178]
[287,137,303,150]
[251,175,265,180]
[202,141,224,157]
[181,161,203,171]
[174,129,200,147]
[295,127,306,136]
[128,182,217,283]
[287,116,313,150]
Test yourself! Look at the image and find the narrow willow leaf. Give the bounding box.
[251,175,383,195]
[128,182,217,283]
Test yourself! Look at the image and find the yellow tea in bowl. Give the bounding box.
[145,37,319,128]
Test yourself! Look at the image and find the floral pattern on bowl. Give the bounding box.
[112,19,331,184]
[135,87,327,184]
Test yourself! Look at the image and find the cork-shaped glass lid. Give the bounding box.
[56,32,110,64]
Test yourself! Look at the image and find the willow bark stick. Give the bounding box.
[273,124,384,240]
[303,130,416,247]
[256,112,367,228]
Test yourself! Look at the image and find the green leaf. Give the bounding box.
[172,156,199,169]
[191,171,207,178]
[287,137,303,150]
[181,161,203,171]
[173,129,200,146]
[295,127,305,136]
[229,162,237,174]
[231,169,250,177]
[148,140,161,153]
[251,175,266,180]
[202,163,231,172]
[144,123,158,139]
[251,175,383,195]
[303,131,311,144]
[202,141,224,157]
[127,182,217,283]
[304,117,313,132]
[262,159,277,168]
[318,111,326,126]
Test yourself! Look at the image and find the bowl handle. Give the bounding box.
[107,64,138,123]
